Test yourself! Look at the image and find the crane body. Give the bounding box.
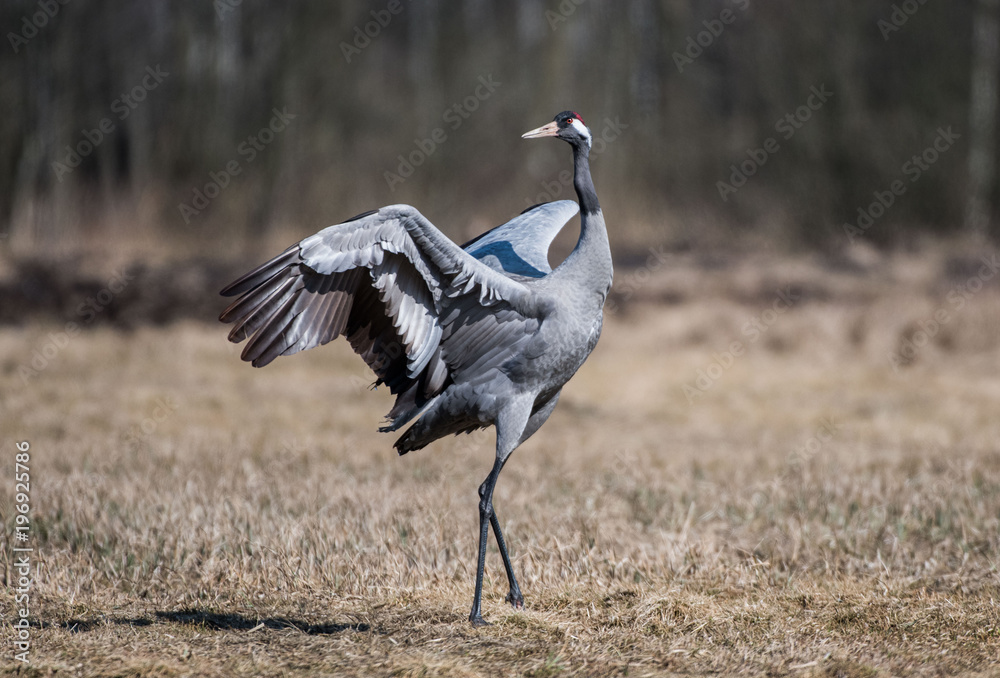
[220,111,612,625]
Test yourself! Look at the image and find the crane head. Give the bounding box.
[522,111,592,149]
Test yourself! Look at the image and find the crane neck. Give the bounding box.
[546,139,612,305]
[570,142,606,258]
[573,143,600,216]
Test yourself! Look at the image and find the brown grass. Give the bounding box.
[1,249,999,677]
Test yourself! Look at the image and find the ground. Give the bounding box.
[1,248,999,676]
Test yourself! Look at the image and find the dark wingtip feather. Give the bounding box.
[220,246,298,298]
[519,202,552,215]
[343,209,379,223]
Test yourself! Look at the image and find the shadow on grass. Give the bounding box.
[154,609,370,635]
[35,610,369,635]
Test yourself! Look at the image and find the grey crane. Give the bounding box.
[219,111,612,626]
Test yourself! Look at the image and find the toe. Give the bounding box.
[506,592,524,610]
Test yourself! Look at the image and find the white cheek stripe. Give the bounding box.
[569,118,592,145]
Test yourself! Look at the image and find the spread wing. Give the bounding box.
[219,204,544,429]
[462,200,578,278]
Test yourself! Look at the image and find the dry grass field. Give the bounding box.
[2,248,1000,677]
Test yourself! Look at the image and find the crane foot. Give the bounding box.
[469,614,492,627]
[506,591,524,610]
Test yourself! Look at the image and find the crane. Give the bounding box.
[219,111,613,626]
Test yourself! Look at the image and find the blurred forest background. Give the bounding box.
[7,4,1000,674]
[1,0,998,263]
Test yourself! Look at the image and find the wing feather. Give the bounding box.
[220,205,544,430]
[463,200,578,277]
[220,246,298,297]
[224,274,298,344]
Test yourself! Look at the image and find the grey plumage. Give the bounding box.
[462,200,579,278]
[219,111,612,626]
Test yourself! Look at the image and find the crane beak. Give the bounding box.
[521,121,560,139]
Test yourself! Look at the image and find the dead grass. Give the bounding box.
[1,249,999,676]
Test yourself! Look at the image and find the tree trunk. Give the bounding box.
[965,0,1000,238]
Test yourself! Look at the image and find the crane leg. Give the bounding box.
[469,395,532,626]
[487,391,560,611]
[490,512,524,609]
[469,456,506,626]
